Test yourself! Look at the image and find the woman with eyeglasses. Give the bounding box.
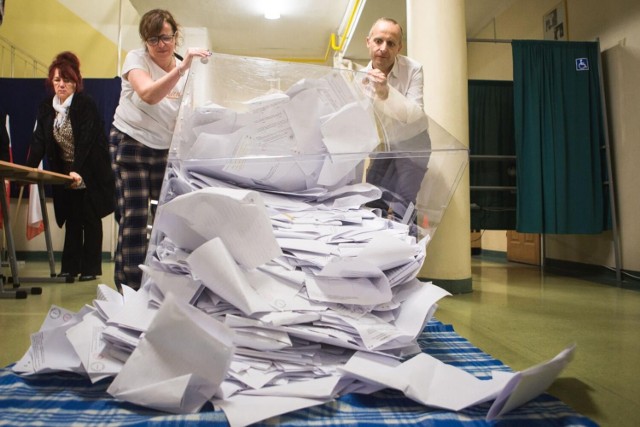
[26,51,115,282]
[110,9,210,291]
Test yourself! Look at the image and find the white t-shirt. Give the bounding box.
[112,48,186,150]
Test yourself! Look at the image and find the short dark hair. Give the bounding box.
[46,51,83,93]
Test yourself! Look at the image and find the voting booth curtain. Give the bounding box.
[469,80,517,230]
[512,40,610,234]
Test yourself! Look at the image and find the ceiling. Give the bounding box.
[126,0,517,64]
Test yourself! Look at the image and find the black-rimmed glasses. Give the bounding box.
[146,34,175,46]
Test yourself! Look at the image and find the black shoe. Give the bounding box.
[79,275,97,282]
[57,272,72,278]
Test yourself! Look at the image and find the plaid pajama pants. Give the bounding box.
[109,127,168,290]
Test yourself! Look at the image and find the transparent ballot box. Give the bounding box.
[145,53,468,288]
[129,54,471,416]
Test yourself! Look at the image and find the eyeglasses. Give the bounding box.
[146,34,175,46]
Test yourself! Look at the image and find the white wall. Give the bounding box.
[467,0,640,272]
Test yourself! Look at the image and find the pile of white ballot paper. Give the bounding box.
[13,54,575,427]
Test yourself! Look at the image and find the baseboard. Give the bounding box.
[473,249,508,262]
[14,251,113,262]
[473,250,639,290]
[544,258,640,290]
[419,277,473,294]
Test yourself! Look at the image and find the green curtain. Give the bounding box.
[512,40,610,234]
[468,80,517,230]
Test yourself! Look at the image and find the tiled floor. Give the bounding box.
[1,257,638,426]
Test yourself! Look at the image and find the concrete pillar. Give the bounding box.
[407,0,472,293]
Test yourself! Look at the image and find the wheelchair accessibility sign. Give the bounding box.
[576,58,589,71]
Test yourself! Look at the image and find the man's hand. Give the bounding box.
[364,68,390,100]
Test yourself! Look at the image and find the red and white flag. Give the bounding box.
[26,162,44,240]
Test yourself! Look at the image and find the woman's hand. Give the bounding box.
[178,48,212,75]
[69,171,84,189]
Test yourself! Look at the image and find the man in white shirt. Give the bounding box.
[362,18,429,223]
[362,18,424,108]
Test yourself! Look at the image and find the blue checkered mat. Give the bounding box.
[0,321,597,426]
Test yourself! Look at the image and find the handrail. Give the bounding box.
[0,35,48,77]
[330,0,363,51]
[469,155,516,160]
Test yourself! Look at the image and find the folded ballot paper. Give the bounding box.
[12,55,574,426]
[107,293,235,413]
[340,344,576,417]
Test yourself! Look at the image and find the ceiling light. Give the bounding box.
[264,11,280,20]
[264,1,281,20]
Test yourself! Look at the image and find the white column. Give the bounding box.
[407,0,472,292]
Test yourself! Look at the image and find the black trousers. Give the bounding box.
[60,189,103,276]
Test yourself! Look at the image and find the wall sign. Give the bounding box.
[575,58,589,71]
[543,1,568,41]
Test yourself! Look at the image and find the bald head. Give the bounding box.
[366,18,404,75]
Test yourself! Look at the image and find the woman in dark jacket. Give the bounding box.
[26,51,114,281]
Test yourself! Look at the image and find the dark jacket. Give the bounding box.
[26,92,115,228]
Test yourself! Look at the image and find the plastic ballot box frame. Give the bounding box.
[145,54,468,271]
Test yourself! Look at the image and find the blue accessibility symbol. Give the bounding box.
[575,58,589,71]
